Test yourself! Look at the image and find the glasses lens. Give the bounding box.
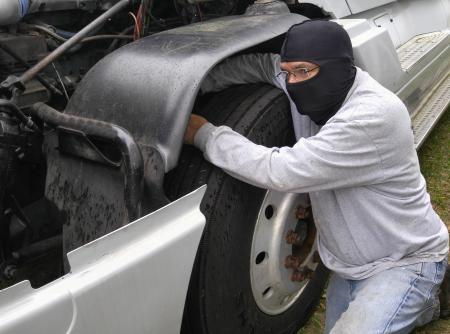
[295,68,310,79]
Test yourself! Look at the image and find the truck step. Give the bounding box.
[397,31,448,71]
[412,73,450,149]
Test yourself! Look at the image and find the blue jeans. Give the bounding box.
[324,260,447,334]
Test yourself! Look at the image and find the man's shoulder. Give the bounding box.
[336,69,407,125]
[326,69,413,151]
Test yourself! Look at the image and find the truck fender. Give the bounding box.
[0,186,206,334]
[65,13,307,172]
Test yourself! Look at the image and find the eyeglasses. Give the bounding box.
[277,66,320,81]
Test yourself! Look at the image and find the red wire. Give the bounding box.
[129,10,140,40]
[129,3,145,41]
[137,4,143,36]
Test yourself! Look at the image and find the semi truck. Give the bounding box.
[0,0,448,333]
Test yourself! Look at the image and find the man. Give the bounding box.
[184,20,449,333]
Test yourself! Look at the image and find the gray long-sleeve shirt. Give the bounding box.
[196,54,448,280]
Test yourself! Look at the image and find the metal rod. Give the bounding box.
[0,42,62,96]
[27,25,134,44]
[81,34,134,43]
[18,0,130,85]
[51,63,69,101]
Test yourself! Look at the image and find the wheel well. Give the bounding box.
[204,3,330,74]
[288,3,330,19]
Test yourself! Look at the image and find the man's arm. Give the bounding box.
[191,119,385,193]
[200,53,282,94]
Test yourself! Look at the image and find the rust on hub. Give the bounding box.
[291,270,306,282]
[286,230,302,245]
[291,267,314,282]
[295,205,311,220]
[291,220,317,265]
[285,255,302,269]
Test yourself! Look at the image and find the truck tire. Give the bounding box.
[166,84,328,334]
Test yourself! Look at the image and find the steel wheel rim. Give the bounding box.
[250,190,318,315]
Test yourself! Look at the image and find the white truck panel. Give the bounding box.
[303,0,351,18]
[344,0,449,48]
[338,19,404,92]
[346,0,396,14]
[0,186,207,334]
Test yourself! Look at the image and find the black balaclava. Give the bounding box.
[280,20,356,125]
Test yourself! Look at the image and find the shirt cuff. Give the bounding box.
[194,122,217,152]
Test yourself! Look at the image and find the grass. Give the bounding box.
[417,110,450,225]
[299,109,450,334]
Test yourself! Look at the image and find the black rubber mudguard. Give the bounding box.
[65,13,307,172]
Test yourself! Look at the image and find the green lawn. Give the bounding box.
[414,108,450,334]
[300,109,450,334]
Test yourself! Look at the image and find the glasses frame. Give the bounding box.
[277,65,320,81]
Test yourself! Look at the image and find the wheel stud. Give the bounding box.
[295,205,311,220]
[291,270,305,282]
[285,255,301,269]
[286,230,302,245]
[291,267,313,282]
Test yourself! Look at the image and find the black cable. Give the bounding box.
[28,24,134,44]
[106,26,135,53]
[26,24,67,43]
[81,34,133,42]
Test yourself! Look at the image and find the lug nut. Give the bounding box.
[295,205,311,220]
[285,255,301,269]
[291,267,314,282]
[291,270,306,282]
[286,230,302,245]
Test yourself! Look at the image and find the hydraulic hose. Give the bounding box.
[31,102,143,221]
[27,24,67,43]
[0,99,38,131]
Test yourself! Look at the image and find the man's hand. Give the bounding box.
[184,114,209,145]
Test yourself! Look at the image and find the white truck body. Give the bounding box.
[0,187,206,334]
